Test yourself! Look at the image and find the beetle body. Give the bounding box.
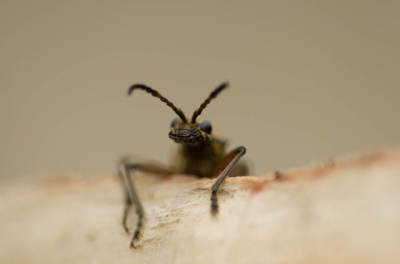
[119,82,248,248]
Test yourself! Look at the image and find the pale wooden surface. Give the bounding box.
[1,150,400,264]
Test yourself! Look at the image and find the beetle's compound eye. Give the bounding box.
[170,118,180,127]
[199,121,212,134]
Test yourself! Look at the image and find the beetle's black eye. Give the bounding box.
[170,118,180,127]
[199,121,212,134]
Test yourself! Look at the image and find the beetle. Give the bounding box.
[118,82,249,248]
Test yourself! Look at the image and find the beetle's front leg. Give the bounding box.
[207,146,247,215]
[118,158,176,248]
[118,169,133,234]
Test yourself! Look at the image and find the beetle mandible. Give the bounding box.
[118,82,249,248]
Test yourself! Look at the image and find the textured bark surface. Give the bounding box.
[1,150,400,264]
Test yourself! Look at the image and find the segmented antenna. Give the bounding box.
[191,82,229,123]
[128,84,188,123]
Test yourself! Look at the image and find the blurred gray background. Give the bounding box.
[1,0,399,180]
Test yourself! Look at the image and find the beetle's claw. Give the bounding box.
[130,240,136,249]
[129,230,141,249]
[211,191,219,216]
[211,205,219,216]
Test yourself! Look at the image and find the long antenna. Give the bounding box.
[191,82,229,123]
[128,84,188,123]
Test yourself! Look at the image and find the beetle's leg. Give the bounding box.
[207,146,247,215]
[118,159,176,248]
[118,169,133,233]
